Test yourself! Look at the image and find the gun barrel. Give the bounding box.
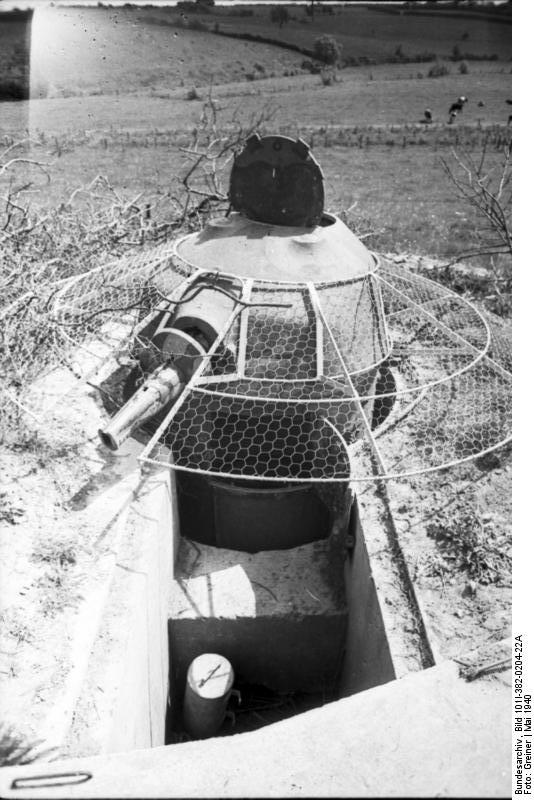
[98,363,184,451]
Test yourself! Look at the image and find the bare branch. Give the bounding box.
[441,136,512,262]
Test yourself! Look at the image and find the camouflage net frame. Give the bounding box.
[43,238,512,484]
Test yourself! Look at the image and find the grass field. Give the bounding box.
[0,5,511,268]
[0,60,511,138]
[25,6,307,99]
[0,124,509,261]
[0,57,511,263]
[1,3,511,100]
[187,2,512,64]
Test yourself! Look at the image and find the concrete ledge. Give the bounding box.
[0,655,511,798]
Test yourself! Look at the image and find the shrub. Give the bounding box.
[320,67,341,87]
[313,35,342,66]
[301,59,321,74]
[459,61,469,74]
[428,63,450,78]
[186,86,200,100]
[0,725,53,767]
[427,508,510,585]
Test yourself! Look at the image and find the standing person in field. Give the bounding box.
[448,96,468,115]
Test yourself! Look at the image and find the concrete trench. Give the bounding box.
[0,369,511,797]
[58,224,412,750]
[55,438,427,759]
[0,314,429,770]
[166,483,392,742]
[2,325,442,779]
[63,348,413,751]
[51,245,415,750]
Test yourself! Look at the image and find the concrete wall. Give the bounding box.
[168,487,396,709]
[339,502,396,696]
[63,458,179,757]
[167,535,347,711]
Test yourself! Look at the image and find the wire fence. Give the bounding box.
[1,241,507,482]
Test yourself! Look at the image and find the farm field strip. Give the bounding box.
[0,134,509,263]
[0,53,511,263]
[15,9,305,99]
[143,4,512,63]
[0,62,511,137]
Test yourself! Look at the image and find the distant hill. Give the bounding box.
[197,3,511,66]
[371,2,511,23]
[1,3,511,102]
[10,5,306,100]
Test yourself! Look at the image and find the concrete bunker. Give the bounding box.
[91,417,399,743]
[83,135,400,746]
[46,134,511,760]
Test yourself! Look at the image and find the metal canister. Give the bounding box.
[182,653,234,740]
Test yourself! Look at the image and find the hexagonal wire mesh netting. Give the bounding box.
[47,241,511,484]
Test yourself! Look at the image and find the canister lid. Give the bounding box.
[187,653,234,699]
